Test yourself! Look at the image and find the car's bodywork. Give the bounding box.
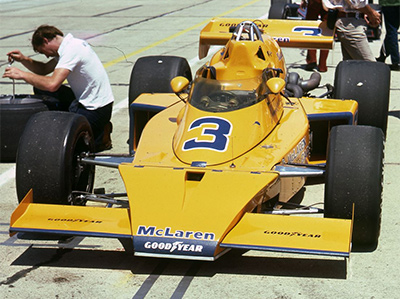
[10,18,365,261]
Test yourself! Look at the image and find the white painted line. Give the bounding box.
[0,166,15,188]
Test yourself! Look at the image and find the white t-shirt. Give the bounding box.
[322,0,368,12]
[56,33,114,110]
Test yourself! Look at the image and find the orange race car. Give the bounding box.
[10,18,390,261]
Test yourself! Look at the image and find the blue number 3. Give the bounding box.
[183,117,232,152]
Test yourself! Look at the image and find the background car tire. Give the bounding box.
[333,61,390,135]
[324,125,384,251]
[16,111,95,204]
[128,55,192,106]
[268,0,290,19]
[0,95,49,162]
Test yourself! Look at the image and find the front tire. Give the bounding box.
[324,125,383,251]
[16,111,95,204]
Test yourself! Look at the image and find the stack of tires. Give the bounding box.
[0,95,49,162]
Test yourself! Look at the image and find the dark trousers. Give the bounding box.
[34,86,113,147]
[381,6,400,65]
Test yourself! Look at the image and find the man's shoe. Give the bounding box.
[390,64,400,71]
[305,62,317,71]
[102,122,112,150]
[96,122,112,152]
[318,65,327,72]
[376,56,386,63]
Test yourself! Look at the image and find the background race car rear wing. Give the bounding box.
[199,18,334,59]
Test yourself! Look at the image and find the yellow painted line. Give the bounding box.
[103,0,261,68]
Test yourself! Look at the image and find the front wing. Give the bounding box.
[10,190,352,260]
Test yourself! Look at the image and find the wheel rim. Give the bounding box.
[72,130,95,194]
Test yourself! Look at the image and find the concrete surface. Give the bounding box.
[0,0,399,298]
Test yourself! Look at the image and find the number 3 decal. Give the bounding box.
[293,26,321,36]
[183,117,232,152]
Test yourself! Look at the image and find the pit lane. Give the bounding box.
[1,0,399,298]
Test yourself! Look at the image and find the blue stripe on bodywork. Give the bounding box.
[307,112,355,125]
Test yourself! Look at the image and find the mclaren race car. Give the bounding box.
[10,18,390,261]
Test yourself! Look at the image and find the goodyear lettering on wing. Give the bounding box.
[264,230,321,238]
[137,225,215,241]
[48,218,102,224]
[218,22,268,29]
[144,241,204,253]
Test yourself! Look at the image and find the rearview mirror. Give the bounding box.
[267,78,285,94]
[171,76,190,93]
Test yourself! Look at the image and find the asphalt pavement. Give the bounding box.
[0,0,399,298]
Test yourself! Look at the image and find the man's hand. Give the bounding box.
[361,5,381,28]
[7,50,26,63]
[2,66,25,80]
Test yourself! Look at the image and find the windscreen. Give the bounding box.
[189,76,267,112]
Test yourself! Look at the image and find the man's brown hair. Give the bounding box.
[31,25,64,52]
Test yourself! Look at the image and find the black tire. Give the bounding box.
[16,111,95,204]
[268,2,287,20]
[268,0,292,20]
[324,125,383,251]
[119,238,134,254]
[0,95,49,162]
[128,55,192,106]
[333,61,390,135]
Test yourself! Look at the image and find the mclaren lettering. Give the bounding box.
[273,37,290,43]
[137,226,215,241]
[282,137,308,164]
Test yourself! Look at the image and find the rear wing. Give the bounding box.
[199,18,334,59]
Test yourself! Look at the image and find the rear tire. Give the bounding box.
[324,125,383,251]
[128,55,192,105]
[16,111,95,204]
[128,56,192,152]
[333,61,390,135]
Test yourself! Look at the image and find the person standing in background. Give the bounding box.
[305,0,330,72]
[322,0,381,61]
[376,0,399,71]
